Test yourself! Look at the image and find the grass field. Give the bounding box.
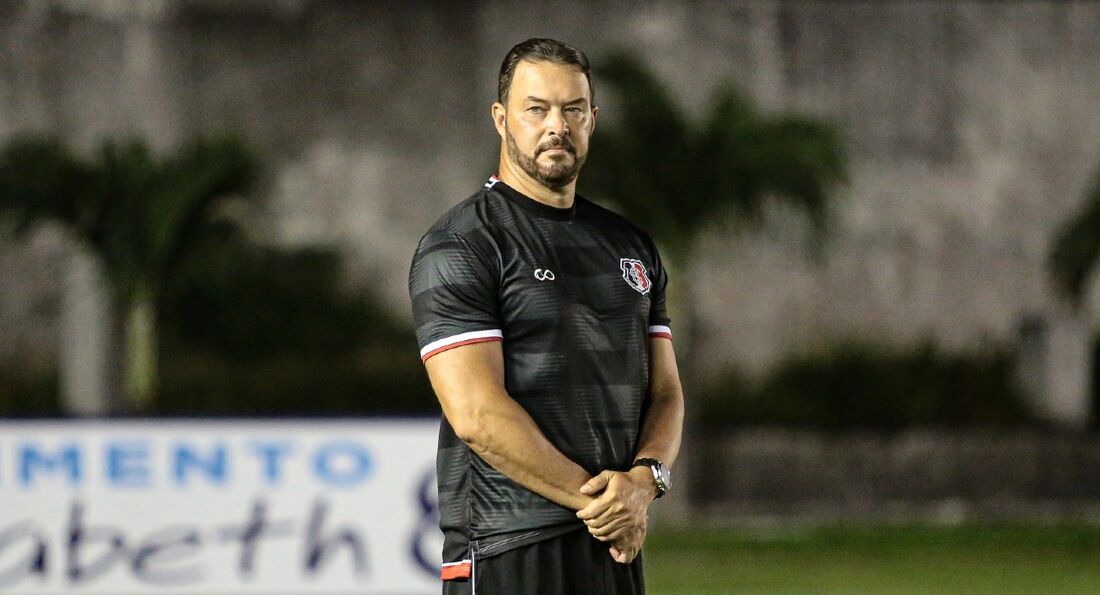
[644,525,1100,594]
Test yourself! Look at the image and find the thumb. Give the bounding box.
[580,470,613,495]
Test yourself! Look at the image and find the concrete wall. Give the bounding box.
[699,429,1100,524]
[697,2,1100,376]
[2,0,1099,381]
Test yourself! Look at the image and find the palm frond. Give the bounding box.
[149,135,258,282]
[73,136,258,297]
[89,139,159,289]
[583,53,848,259]
[0,136,95,236]
[737,114,848,232]
[584,52,694,245]
[1050,171,1100,304]
[1,133,257,299]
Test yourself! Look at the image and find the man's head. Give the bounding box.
[493,38,597,192]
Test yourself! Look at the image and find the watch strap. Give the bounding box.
[631,457,668,498]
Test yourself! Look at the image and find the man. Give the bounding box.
[408,38,684,594]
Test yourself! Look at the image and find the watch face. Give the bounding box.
[657,464,671,490]
[651,461,668,490]
[634,458,670,496]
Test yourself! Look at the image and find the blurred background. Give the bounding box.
[2,1,1100,593]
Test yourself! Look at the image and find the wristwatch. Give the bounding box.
[631,458,671,498]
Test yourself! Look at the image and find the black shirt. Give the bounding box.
[408,176,672,564]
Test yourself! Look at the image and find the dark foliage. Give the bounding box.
[0,367,59,417]
[583,52,847,260]
[1093,337,1100,429]
[1050,165,1100,305]
[0,135,257,298]
[699,342,1036,430]
[157,236,434,416]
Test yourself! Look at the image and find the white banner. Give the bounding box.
[0,419,443,594]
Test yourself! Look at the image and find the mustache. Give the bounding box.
[537,137,575,154]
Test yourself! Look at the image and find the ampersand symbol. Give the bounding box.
[408,468,442,577]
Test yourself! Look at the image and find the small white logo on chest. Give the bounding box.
[534,268,556,281]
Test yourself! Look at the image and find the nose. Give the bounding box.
[546,108,568,136]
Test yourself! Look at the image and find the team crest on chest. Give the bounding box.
[620,258,652,295]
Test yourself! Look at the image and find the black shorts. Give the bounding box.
[442,527,645,595]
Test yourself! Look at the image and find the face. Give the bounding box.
[495,60,597,190]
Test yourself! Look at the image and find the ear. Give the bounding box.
[590,104,598,135]
[491,102,507,140]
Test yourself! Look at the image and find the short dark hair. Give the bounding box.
[497,38,594,106]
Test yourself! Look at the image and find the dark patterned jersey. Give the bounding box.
[408,176,672,566]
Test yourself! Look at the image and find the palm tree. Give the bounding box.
[1050,165,1100,307]
[584,52,848,376]
[584,52,848,266]
[0,135,257,413]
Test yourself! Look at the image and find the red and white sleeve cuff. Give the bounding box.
[420,329,504,362]
[648,325,672,340]
[441,559,472,580]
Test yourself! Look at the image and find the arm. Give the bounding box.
[632,336,685,470]
[577,337,685,561]
[424,340,596,512]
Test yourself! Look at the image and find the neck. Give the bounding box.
[497,155,575,209]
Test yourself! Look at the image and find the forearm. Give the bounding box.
[455,390,595,511]
[634,389,684,468]
[425,343,595,511]
[634,338,685,468]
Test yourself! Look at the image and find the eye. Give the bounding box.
[527,106,544,113]
[565,107,582,113]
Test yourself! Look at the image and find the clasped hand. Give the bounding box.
[575,468,656,564]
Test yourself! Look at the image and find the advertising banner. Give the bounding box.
[0,419,442,594]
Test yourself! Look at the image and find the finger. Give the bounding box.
[580,470,613,495]
[588,504,631,527]
[576,495,612,520]
[609,544,622,561]
[608,535,634,553]
[616,547,633,564]
[583,511,624,529]
[586,524,619,541]
[607,526,630,542]
[586,517,627,537]
[595,528,627,544]
[589,501,642,527]
[611,530,643,560]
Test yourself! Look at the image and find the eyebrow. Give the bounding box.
[524,96,589,106]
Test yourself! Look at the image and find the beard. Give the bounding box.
[505,127,586,191]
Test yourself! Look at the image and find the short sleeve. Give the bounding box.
[646,239,672,341]
[409,230,503,361]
